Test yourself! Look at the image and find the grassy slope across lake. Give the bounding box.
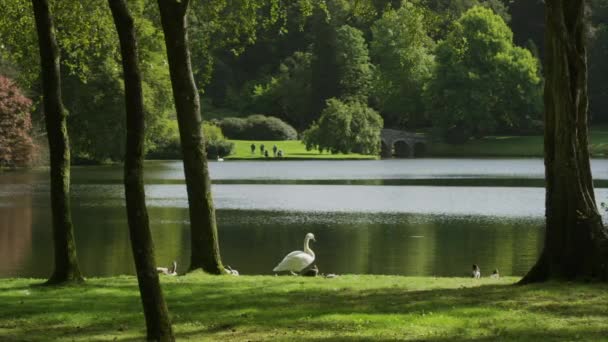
[428,125,608,158]
[223,126,608,160]
[226,140,377,160]
[2,274,607,341]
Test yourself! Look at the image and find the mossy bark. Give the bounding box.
[31,0,83,285]
[520,0,608,283]
[108,1,175,340]
[157,0,224,274]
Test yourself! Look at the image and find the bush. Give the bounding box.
[148,121,234,159]
[0,75,36,168]
[218,115,298,140]
[206,140,234,159]
[303,99,383,155]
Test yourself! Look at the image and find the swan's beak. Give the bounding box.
[311,237,316,242]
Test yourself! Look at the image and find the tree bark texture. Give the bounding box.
[31,0,83,285]
[521,0,608,283]
[108,1,175,340]
[157,0,224,274]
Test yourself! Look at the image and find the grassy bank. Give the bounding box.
[428,126,608,158]
[226,140,377,160]
[2,274,608,341]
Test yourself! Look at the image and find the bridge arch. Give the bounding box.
[380,129,427,159]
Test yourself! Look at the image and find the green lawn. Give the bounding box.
[223,127,608,160]
[226,140,377,160]
[427,126,608,158]
[2,274,608,341]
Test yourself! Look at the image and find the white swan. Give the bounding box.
[157,261,177,276]
[217,156,224,162]
[273,233,316,274]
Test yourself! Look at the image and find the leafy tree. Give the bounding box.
[0,0,175,163]
[370,1,434,128]
[157,0,225,274]
[426,6,542,143]
[0,75,35,167]
[303,98,383,154]
[521,0,608,283]
[31,0,83,285]
[589,0,608,123]
[248,51,314,130]
[108,0,174,340]
[335,25,373,101]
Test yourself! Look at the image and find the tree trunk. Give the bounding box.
[108,1,175,340]
[520,0,608,283]
[156,0,224,274]
[31,0,83,285]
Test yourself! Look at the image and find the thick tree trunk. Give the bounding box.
[521,0,608,283]
[108,1,175,340]
[31,0,83,285]
[157,0,224,274]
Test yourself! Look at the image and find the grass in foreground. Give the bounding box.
[226,140,377,160]
[1,274,608,341]
[428,125,608,158]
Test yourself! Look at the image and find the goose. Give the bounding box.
[157,261,177,276]
[273,233,316,275]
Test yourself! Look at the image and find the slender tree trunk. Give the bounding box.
[156,0,224,274]
[521,0,608,283]
[108,1,175,340]
[31,0,83,285]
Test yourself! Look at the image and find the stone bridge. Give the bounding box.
[381,129,427,158]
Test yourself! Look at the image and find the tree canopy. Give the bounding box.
[426,6,542,143]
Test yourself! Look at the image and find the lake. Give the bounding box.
[2,159,608,278]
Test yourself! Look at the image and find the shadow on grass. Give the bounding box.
[1,277,607,341]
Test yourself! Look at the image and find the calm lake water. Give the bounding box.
[2,159,608,278]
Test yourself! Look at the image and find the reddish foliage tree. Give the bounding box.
[0,75,35,167]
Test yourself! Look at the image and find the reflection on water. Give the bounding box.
[0,205,543,277]
[0,195,33,275]
[0,160,563,278]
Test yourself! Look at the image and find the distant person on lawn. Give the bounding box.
[250,143,256,155]
[273,144,278,157]
[260,144,265,155]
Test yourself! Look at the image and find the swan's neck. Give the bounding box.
[303,237,315,258]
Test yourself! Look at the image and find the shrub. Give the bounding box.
[218,115,298,140]
[148,121,234,159]
[0,75,36,167]
[303,99,383,155]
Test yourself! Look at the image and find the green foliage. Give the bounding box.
[426,6,542,143]
[0,75,35,167]
[219,115,298,141]
[303,98,383,154]
[335,25,373,101]
[148,121,234,160]
[249,51,314,130]
[590,24,608,123]
[370,1,434,128]
[203,122,234,159]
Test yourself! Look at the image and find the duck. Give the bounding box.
[157,261,177,276]
[301,264,319,277]
[273,233,316,275]
[471,264,481,279]
[225,265,239,276]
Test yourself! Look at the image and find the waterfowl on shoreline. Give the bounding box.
[157,261,177,276]
[273,233,316,275]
